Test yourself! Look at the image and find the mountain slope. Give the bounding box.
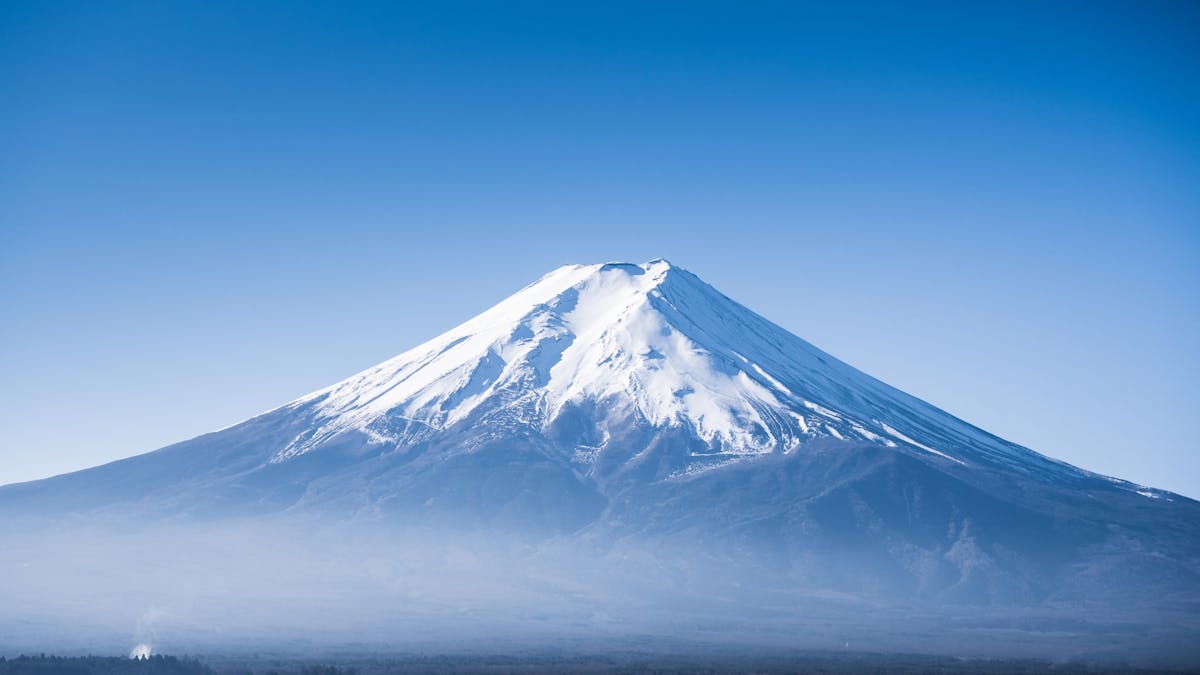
[1,260,1197,659]
[1,259,1169,509]
[273,258,1066,472]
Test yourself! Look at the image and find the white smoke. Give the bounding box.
[129,643,152,659]
[132,607,162,659]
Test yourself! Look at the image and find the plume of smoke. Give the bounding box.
[129,643,152,659]
[131,607,161,659]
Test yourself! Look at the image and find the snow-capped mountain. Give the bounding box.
[233,259,1119,484]
[281,258,967,466]
[1,260,1197,659]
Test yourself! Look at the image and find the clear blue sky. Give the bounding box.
[2,1,1197,497]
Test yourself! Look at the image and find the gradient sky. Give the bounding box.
[2,1,1198,497]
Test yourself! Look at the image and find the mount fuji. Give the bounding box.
[2,259,1197,662]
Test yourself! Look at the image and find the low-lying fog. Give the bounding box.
[2,516,1196,668]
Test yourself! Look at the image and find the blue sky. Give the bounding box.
[1,1,1198,497]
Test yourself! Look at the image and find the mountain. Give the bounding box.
[2,259,1197,662]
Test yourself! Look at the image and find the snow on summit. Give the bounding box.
[266,260,1080,482]
[2,263,1194,659]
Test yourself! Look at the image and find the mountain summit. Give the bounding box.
[249,259,1113,483]
[2,260,1197,660]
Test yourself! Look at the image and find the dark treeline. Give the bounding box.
[0,656,211,675]
[0,653,1188,675]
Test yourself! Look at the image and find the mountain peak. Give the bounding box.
[3,268,1194,662]
[264,261,1079,486]
[597,257,675,274]
[535,258,677,291]
[2,261,1190,658]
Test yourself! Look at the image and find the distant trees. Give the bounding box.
[0,655,211,675]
